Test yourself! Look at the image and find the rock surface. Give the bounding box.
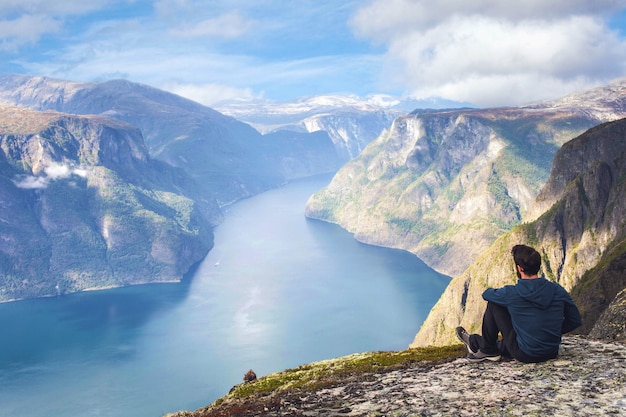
[169,336,626,417]
[590,288,626,341]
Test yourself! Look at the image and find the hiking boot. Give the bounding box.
[455,326,476,354]
[467,350,501,362]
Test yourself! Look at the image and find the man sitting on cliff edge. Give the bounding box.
[456,244,582,363]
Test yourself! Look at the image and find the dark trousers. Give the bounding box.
[468,302,556,363]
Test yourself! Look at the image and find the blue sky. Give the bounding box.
[1,0,626,107]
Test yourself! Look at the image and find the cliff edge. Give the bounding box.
[167,336,625,416]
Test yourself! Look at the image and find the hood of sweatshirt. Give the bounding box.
[515,277,557,309]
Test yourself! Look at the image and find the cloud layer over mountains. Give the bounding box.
[1,1,626,107]
[351,0,626,106]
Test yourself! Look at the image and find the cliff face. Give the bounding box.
[0,105,215,301]
[0,75,342,205]
[306,79,626,278]
[411,118,626,347]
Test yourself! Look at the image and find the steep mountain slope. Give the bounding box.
[0,105,216,301]
[0,74,341,205]
[305,79,626,277]
[411,118,626,347]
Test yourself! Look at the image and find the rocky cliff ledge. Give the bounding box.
[168,336,625,417]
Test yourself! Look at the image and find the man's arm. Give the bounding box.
[561,295,582,334]
[482,286,510,305]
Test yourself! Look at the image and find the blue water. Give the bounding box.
[0,174,449,417]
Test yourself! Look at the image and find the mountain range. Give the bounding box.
[0,74,342,205]
[2,71,626,345]
[0,74,345,301]
[4,72,626,417]
[216,95,473,161]
[305,78,626,278]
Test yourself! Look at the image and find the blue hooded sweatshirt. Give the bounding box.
[482,277,582,358]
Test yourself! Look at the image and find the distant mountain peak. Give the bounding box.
[216,93,474,117]
[525,78,626,115]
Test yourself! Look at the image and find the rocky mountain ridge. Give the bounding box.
[529,78,626,118]
[0,104,215,301]
[305,78,626,278]
[0,74,342,205]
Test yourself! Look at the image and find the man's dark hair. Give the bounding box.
[511,244,541,275]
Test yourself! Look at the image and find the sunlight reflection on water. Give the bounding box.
[0,174,450,417]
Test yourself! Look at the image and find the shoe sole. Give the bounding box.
[467,355,501,363]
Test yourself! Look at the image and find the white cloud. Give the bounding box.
[25,45,258,90]
[24,37,384,104]
[5,0,626,106]
[4,0,382,101]
[0,14,61,51]
[45,163,71,179]
[73,168,88,178]
[351,0,626,38]
[0,0,123,50]
[352,0,626,106]
[161,81,257,106]
[13,175,48,189]
[168,11,255,39]
[13,163,88,189]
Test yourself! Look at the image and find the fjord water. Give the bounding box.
[0,174,449,417]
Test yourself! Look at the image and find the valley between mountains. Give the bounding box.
[1,74,626,415]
